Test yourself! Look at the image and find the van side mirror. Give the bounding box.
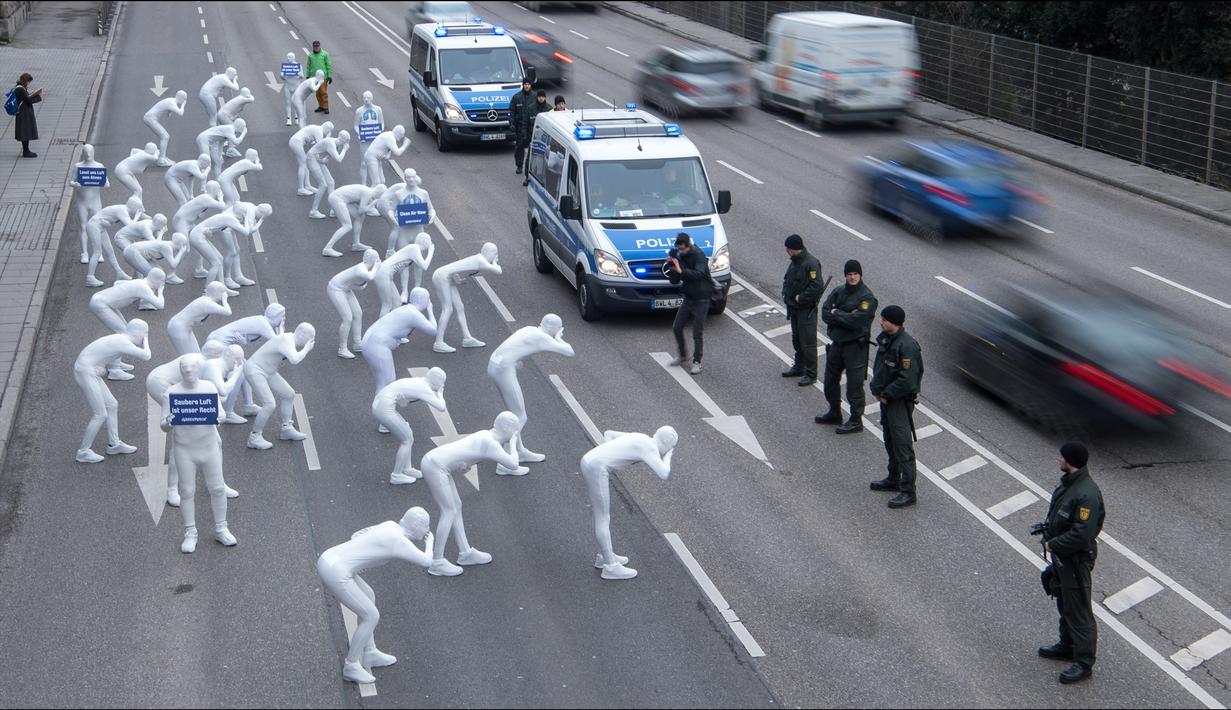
[753,47,767,62]
[422,71,435,87]
[559,195,583,221]
[716,190,732,214]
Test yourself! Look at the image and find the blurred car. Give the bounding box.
[405,1,474,35]
[958,284,1231,432]
[857,140,1049,243]
[522,1,599,11]
[635,46,750,118]
[506,28,572,87]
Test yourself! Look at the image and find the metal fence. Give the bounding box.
[641,1,1231,189]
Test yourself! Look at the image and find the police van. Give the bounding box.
[526,106,732,321]
[407,20,528,152]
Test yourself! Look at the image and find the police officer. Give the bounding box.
[780,234,823,386]
[868,305,922,508]
[1036,442,1105,684]
[816,259,877,433]
[510,79,536,175]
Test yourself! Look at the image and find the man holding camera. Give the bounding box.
[667,233,710,375]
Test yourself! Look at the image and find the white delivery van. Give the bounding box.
[751,11,919,129]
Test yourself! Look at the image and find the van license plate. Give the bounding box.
[481,133,507,141]
[652,298,684,309]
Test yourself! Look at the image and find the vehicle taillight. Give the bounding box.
[1158,359,1231,399]
[553,51,573,64]
[902,69,921,80]
[822,72,839,82]
[525,33,549,45]
[1059,362,1176,415]
[1005,182,1051,205]
[923,183,969,206]
[670,77,701,95]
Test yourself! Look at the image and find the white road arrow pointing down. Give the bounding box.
[409,367,478,490]
[264,70,284,93]
[650,352,769,466]
[150,75,168,97]
[369,67,394,90]
[131,394,168,524]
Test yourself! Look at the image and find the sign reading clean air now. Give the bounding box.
[396,201,430,226]
[169,393,219,426]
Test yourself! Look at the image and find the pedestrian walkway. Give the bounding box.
[604,0,1231,226]
[0,1,112,466]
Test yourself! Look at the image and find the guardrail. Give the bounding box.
[97,0,116,36]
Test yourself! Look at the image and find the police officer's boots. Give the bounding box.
[1059,662,1092,684]
[835,417,863,434]
[814,408,841,424]
[887,491,916,508]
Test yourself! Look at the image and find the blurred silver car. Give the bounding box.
[405,1,474,36]
[635,47,750,118]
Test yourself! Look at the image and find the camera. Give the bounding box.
[1028,522,1048,537]
[667,248,679,259]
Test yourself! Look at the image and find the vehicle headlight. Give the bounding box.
[594,249,627,278]
[444,103,466,121]
[711,244,730,272]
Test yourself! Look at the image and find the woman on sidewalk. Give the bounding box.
[13,73,42,158]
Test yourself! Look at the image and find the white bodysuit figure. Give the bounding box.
[322,183,384,257]
[244,322,315,450]
[112,212,166,255]
[371,370,446,485]
[114,143,160,201]
[281,52,304,126]
[292,70,326,129]
[73,318,152,463]
[222,201,270,287]
[432,242,502,353]
[216,87,254,158]
[360,125,408,188]
[88,268,165,379]
[196,118,247,178]
[421,411,523,576]
[161,354,237,553]
[164,154,212,207]
[582,427,678,579]
[353,91,384,143]
[172,180,225,277]
[70,143,110,263]
[167,281,231,355]
[327,249,381,358]
[143,90,187,166]
[199,67,239,127]
[85,196,143,287]
[189,204,254,288]
[378,169,436,267]
[487,314,575,473]
[360,288,437,396]
[124,232,190,284]
[373,234,434,317]
[316,508,433,685]
[308,130,350,218]
[218,148,262,206]
[289,121,332,195]
[206,303,285,418]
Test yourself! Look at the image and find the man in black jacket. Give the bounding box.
[816,259,878,433]
[510,82,550,177]
[667,233,710,375]
[781,234,824,386]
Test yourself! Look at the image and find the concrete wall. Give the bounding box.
[0,2,36,42]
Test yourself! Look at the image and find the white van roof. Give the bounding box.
[774,11,910,30]
[538,108,702,162]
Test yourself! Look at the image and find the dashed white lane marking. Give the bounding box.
[339,606,378,696]
[278,15,287,24]
[474,276,514,322]
[1104,577,1165,615]
[335,91,351,108]
[251,230,264,253]
[934,275,1017,317]
[985,490,1038,520]
[1012,215,1054,234]
[202,33,209,45]
[289,29,299,40]
[199,18,206,28]
[434,220,454,241]
[715,159,764,185]
[664,533,765,658]
[809,208,871,241]
[938,454,986,480]
[776,118,820,138]
[762,323,792,339]
[265,288,278,305]
[1172,629,1231,672]
[268,2,276,10]
[914,423,943,440]
[1131,266,1231,309]
[585,91,613,108]
[1180,403,1231,435]
[605,46,630,58]
[291,394,321,471]
[548,374,602,445]
[569,29,589,39]
[206,51,214,63]
[198,6,203,13]
[538,14,556,24]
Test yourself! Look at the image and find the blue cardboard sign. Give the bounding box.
[357,121,383,142]
[77,167,107,187]
[281,62,301,78]
[169,392,220,426]
[396,200,430,226]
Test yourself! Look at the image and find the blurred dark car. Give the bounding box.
[857,140,1049,243]
[506,28,572,87]
[634,46,749,118]
[959,285,1230,432]
[522,1,599,11]
[405,1,474,36]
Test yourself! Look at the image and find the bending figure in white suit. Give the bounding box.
[73,318,151,463]
[85,196,144,287]
[327,249,381,358]
[189,204,254,288]
[289,121,332,195]
[244,322,314,450]
[196,118,247,178]
[222,201,270,288]
[124,232,190,284]
[372,369,447,485]
[218,148,262,206]
[292,70,326,129]
[198,67,239,127]
[112,213,168,284]
[167,281,231,355]
[374,234,433,317]
[206,303,285,419]
[581,427,677,579]
[172,180,225,278]
[308,130,350,218]
[143,90,187,166]
[316,507,433,685]
[216,87,254,158]
[432,242,501,353]
[114,143,160,201]
[164,154,212,207]
[360,125,409,188]
[88,268,165,380]
[281,52,304,126]
[70,144,110,263]
[322,182,384,256]
[360,287,436,395]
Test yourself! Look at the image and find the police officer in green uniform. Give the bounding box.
[1036,442,1105,684]
[816,259,878,433]
[780,234,824,387]
[867,305,923,508]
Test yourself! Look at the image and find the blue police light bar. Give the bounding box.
[434,27,448,37]
[473,15,482,22]
[625,102,637,111]
[664,123,682,136]
[493,26,505,35]
[574,125,596,140]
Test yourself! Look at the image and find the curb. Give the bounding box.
[603,2,1231,230]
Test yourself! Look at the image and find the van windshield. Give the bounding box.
[439,47,522,86]
[584,157,715,219]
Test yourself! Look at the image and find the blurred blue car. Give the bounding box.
[857,140,1049,242]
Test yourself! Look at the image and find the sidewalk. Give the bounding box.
[603,1,1231,227]
[0,1,114,467]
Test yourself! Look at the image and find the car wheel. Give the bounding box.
[434,119,450,152]
[576,269,601,322]
[902,198,944,244]
[754,82,773,112]
[532,226,554,274]
[411,98,427,132]
[806,101,826,130]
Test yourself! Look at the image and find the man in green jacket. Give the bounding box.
[780,234,824,387]
[816,259,878,433]
[1037,442,1105,684]
[308,40,332,114]
[868,305,923,508]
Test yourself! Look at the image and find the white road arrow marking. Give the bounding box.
[409,367,478,490]
[131,394,168,524]
[649,352,769,465]
[150,75,168,97]
[369,67,394,90]
[263,70,283,93]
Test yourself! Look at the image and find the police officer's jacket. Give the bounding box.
[781,249,823,312]
[1043,467,1105,558]
[869,329,923,401]
[821,281,878,344]
[510,92,549,139]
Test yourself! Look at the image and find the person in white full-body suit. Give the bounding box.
[360,287,436,396]
[244,322,315,450]
[199,67,239,127]
[353,91,384,144]
[289,121,332,195]
[222,201,269,288]
[88,268,165,380]
[432,242,502,353]
[73,318,152,464]
[164,154,211,208]
[172,180,225,278]
[216,87,254,158]
[167,281,231,355]
[308,130,350,219]
[218,148,261,206]
[360,125,408,188]
[280,52,304,126]
[143,90,187,166]
[371,368,447,485]
[196,118,247,178]
[70,143,110,264]
[322,182,384,257]
[111,212,167,266]
[373,234,434,317]
[206,303,285,419]
[327,249,381,358]
[188,203,255,288]
[114,143,160,201]
[124,232,190,284]
[85,196,144,287]
[377,170,435,286]
[292,70,326,129]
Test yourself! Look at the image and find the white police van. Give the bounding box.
[526,106,732,321]
[407,19,528,152]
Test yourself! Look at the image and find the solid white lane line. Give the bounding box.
[938,454,986,480]
[335,91,351,108]
[569,29,589,39]
[1012,215,1054,234]
[606,46,630,57]
[810,208,871,241]
[775,118,820,138]
[985,490,1038,520]
[548,374,602,445]
[289,29,299,40]
[914,423,943,440]
[434,220,454,241]
[474,276,515,322]
[251,231,264,253]
[934,275,1017,317]
[339,606,378,696]
[663,533,765,657]
[202,33,209,44]
[762,323,792,339]
[863,400,880,416]
[265,288,278,304]
[1132,266,1231,309]
[206,51,214,63]
[343,1,411,55]
[738,303,775,317]
[1104,577,1165,615]
[1171,629,1231,672]
[538,14,556,24]
[586,91,613,108]
[291,394,321,471]
[278,15,287,24]
[1180,403,1231,435]
[651,352,722,418]
[716,159,764,185]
